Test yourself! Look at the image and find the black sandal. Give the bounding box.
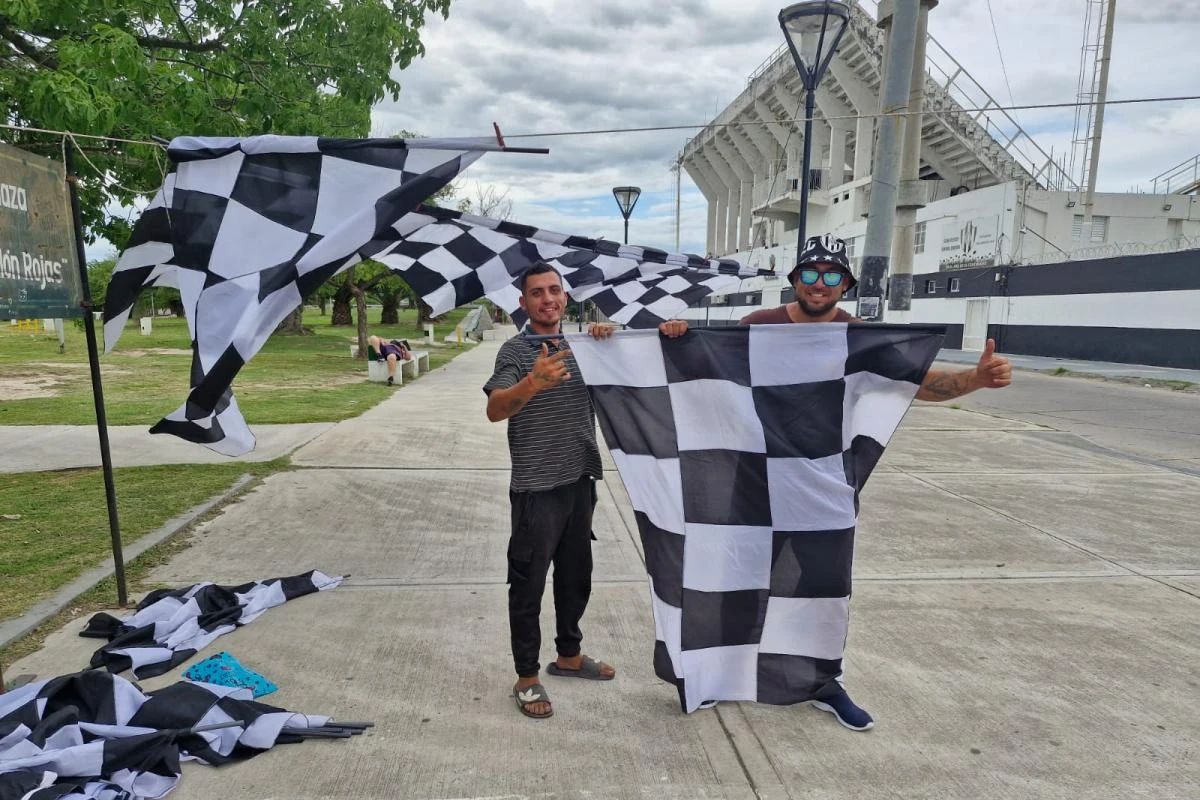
[546,655,615,681]
[513,682,553,719]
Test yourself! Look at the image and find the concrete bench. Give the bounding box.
[364,341,430,384]
[367,357,405,384]
[409,349,431,374]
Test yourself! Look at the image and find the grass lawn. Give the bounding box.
[0,305,480,426]
[0,461,285,625]
[0,303,488,677]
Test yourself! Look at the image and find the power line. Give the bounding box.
[0,123,163,148]
[984,0,1020,125]
[3,93,1199,151]
[503,94,1200,139]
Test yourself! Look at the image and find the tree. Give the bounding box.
[0,0,453,247]
[86,256,181,319]
[86,258,116,305]
[455,183,514,220]
[349,261,417,357]
[274,306,309,336]
[370,273,413,325]
[314,280,339,316]
[329,271,356,327]
[312,148,459,338]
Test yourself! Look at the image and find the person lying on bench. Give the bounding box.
[368,335,412,386]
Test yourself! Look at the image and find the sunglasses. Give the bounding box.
[797,268,846,287]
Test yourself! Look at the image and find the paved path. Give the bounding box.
[9,338,1200,799]
[0,424,333,473]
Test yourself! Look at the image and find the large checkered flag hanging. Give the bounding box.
[103,135,498,456]
[375,205,770,328]
[566,324,944,713]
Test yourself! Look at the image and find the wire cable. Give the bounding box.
[502,94,1200,139]
[65,133,168,196]
[984,0,1021,125]
[2,94,1198,149]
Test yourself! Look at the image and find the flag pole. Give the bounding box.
[65,138,128,607]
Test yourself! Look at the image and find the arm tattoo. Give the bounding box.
[917,369,973,401]
[503,394,530,415]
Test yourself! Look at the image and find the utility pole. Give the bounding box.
[889,0,936,314]
[1082,0,1117,236]
[857,0,920,320]
[674,160,682,251]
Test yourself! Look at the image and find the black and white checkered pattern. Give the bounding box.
[106,136,772,457]
[566,324,944,713]
[375,205,769,328]
[0,669,332,799]
[81,570,343,679]
[103,135,494,456]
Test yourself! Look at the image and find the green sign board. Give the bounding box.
[0,141,84,320]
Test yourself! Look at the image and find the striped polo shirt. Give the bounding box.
[483,329,603,492]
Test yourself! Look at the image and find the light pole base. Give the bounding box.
[887,273,913,311]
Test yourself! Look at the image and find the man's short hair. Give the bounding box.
[519,261,563,293]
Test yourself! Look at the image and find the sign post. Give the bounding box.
[0,139,127,609]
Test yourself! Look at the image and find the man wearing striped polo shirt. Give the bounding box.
[484,261,686,719]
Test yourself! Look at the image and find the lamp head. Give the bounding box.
[612,186,642,219]
[778,1,852,88]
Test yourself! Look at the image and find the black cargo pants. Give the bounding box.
[507,476,597,677]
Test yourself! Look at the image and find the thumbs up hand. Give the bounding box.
[973,339,1012,390]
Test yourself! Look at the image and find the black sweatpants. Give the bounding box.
[507,476,597,677]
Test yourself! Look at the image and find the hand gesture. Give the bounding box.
[658,319,688,338]
[530,343,571,390]
[973,339,1012,389]
[588,323,618,340]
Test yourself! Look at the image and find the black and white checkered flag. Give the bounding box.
[103,135,497,456]
[1,669,334,799]
[81,570,343,679]
[567,324,944,713]
[105,136,770,456]
[375,205,769,328]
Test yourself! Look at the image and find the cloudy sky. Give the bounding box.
[372,0,1200,256]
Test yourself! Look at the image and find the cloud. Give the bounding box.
[1119,1,1200,24]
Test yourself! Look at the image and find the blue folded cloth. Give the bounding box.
[183,651,277,698]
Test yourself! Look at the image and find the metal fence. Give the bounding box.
[1021,235,1200,265]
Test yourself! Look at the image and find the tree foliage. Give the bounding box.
[85,257,180,317]
[0,0,452,245]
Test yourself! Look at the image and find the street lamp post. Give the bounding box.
[604,185,642,328]
[778,1,851,253]
[612,186,642,245]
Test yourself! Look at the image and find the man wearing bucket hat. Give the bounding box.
[741,234,1010,407]
[743,233,859,324]
[667,233,1011,731]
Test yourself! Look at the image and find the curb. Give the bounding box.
[933,349,1200,384]
[0,473,256,652]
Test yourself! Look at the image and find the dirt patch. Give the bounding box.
[240,373,367,390]
[0,363,132,399]
[0,375,61,401]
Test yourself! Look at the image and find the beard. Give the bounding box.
[796,296,838,317]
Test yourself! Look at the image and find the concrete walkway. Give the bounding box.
[8,337,1200,799]
[0,423,333,473]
